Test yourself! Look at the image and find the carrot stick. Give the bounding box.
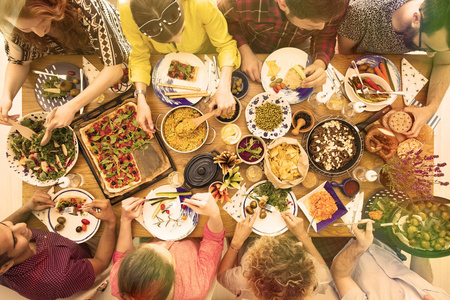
[382,60,395,90]
[379,62,392,88]
[374,66,388,82]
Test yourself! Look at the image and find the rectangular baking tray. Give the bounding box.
[71,89,176,204]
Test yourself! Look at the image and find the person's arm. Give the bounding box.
[134,82,155,134]
[238,44,263,82]
[410,256,433,284]
[404,51,450,138]
[0,62,30,123]
[3,190,55,223]
[217,212,258,279]
[47,64,123,129]
[209,66,235,116]
[116,197,145,253]
[281,212,326,265]
[331,220,374,298]
[338,35,358,54]
[83,199,117,276]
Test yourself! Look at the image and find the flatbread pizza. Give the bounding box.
[79,103,153,193]
[167,60,199,82]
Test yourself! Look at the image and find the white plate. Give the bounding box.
[6,111,79,186]
[261,47,314,104]
[241,181,297,236]
[245,92,291,140]
[142,185,198,241]
[344,55,400,112]
[152,53,208,107]
[47,188,100,243]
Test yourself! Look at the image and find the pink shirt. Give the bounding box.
[110,224,225,300]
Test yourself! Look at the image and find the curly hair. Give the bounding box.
[4,0,89,52]
[243,236,317,300]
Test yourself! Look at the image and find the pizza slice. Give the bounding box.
[167,60,199,82]
[80,103,153,193]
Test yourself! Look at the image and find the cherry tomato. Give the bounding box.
[67,71,75,76]
[166,210,170,214]
[182,204,186,210]
[273,86,279,93]
[160,204,165,210]
[82,224,87,231]
[81,219,90,225]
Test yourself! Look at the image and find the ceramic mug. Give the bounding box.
[331,178,360,198]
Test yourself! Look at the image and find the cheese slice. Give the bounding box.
[401,58,428,106]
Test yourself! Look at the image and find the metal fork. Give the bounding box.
[33,70,74,81]
[351,61,369,99]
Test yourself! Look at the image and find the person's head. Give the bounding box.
[0,0,88,51]
[277,0,347,31]
[130,0,185,44]
[404,0,450,55]
[244,236,317,300]
[0,221,33,275]
[118,243,176,300]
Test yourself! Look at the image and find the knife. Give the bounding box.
[79,68,85,115]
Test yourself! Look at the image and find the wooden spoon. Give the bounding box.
[291,118,306,136]
[8,119,35,141]
[175,109,218,136]
[40,108,58,146]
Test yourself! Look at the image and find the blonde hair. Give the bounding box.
[243,236,317,300]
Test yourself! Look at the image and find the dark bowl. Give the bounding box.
[231,71,249,99]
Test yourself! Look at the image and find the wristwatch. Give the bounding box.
[134,89,147,98]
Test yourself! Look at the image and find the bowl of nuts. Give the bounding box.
[231,71,249,99]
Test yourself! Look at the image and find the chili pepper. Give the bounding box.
[364,78,381,91]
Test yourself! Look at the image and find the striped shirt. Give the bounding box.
[218,0,348,65]
[0,228,95,300]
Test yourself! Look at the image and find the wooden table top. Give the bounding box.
[21,53,433,238]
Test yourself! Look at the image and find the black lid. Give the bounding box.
[184,151,220,189]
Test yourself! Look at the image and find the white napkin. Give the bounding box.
[223,183,247,222]
[203,55,219,101]
[340,192,364,232]
[401,58,428,106]
[322,64,345,102]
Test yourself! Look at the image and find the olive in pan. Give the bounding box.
[259,208,267,219]
[55,224,64,232]
[245,206,254,215]
[57,217,66,224]
[250,201,257,209]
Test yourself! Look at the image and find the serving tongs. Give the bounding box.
[8,119,35,141]
[351,61,369,99]
[33,70,74,81]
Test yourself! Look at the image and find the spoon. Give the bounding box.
[307,208,318,233]
[40,108,58,146]
[175,109,217,136]
[291,118,306,136]
[8,119,35,141]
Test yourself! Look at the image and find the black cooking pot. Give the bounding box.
[184,150,221,189]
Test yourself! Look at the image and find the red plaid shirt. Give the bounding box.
[0,229,95,300]
[218,0,348,65]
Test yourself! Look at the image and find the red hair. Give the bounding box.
[16,0,89,52]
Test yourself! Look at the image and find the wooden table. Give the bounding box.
[21,54,434,237]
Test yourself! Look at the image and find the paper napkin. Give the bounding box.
[322,64,344,102]
[401,58,428,106]
[223,183,247,222]
[340,192,364,233]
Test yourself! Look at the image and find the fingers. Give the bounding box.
[124,197,144,211]
[248,210,259,226]
[302,68,326,88]
[184,198,204,207]
[182,202,200,214]
[0,114,20,125]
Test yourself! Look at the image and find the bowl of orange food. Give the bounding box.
[297,181,347,232]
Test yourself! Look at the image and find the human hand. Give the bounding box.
[136,96,156,134]
[24,190,55,211]
[183,193,220,218]
[83,199,116,225]
[209,85,235,117]
[46,103,76,130]
[403,106,433,138]
[230,211,258,249]
[281,212,309,241]
[352,219,374,252]
[302,60,327,88]
[0,97,19,125]
[239,46,262,82]
[121,197,145,222]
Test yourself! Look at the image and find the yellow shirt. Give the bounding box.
[118,0,241,86]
